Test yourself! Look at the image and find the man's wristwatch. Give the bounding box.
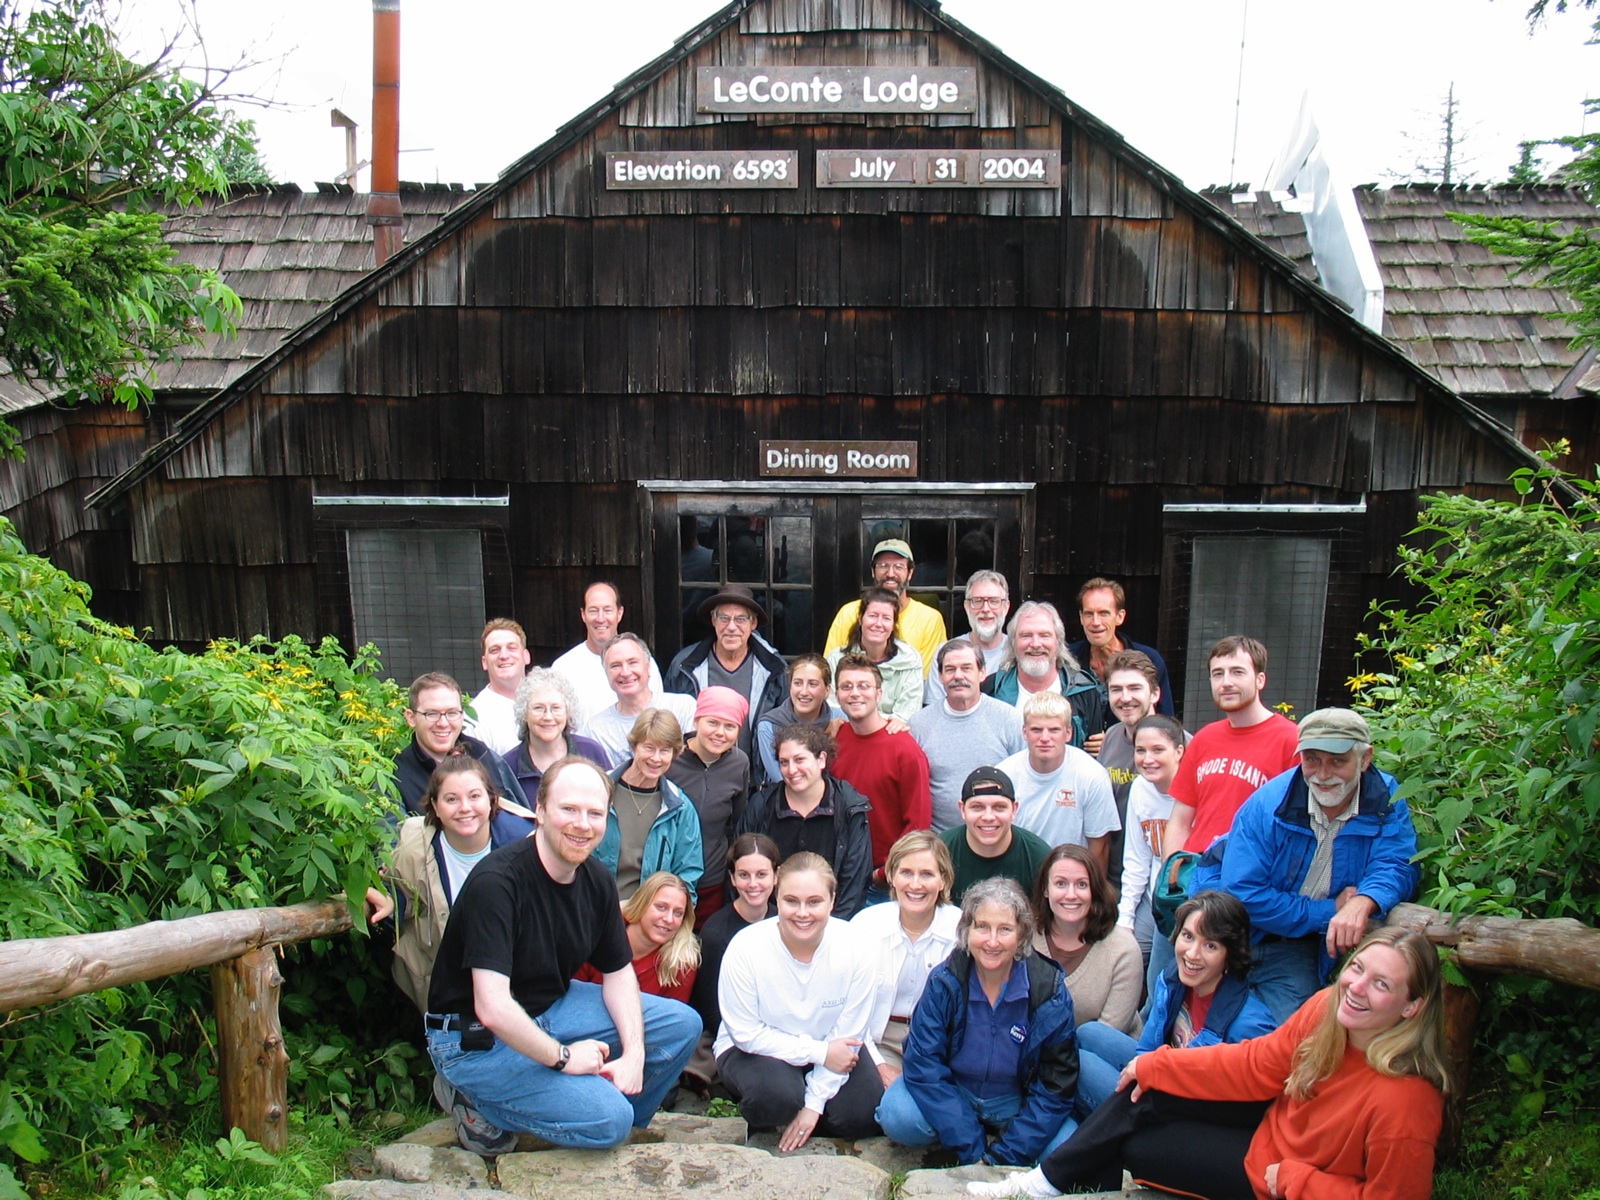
[552,1044,571,1071]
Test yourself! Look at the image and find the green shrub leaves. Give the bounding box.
[0,518,409,1176]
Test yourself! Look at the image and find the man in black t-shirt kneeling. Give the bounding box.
[424,756,701,1154]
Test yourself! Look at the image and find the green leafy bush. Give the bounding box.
[0,518,414,1180]
[1354,457,1600,1138]
[1354,459,1600,924]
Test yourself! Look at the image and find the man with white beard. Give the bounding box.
[980,600,1109,752]
[1191,708,1420,1023]
[923,570,1010,704]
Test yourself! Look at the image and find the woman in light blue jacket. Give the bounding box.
[826,586,923,722]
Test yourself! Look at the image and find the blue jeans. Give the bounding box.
[1131,896,1155,966]
[426,982,701,1149]
[1249,936,1323,1025]
[875,1077,1077,1164]
[1074,1021,1139,1116]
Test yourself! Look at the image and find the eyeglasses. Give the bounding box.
[966,596,1007,609]
[411,709,463,724]
[712,612,754,627]
[525,704,565,717]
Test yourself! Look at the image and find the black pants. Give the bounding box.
[716,1047,883,1139]
[1039,1086,1270,1200]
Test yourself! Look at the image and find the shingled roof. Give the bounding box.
[155,182,474,394]
[0,181,474,415]
[1203,183,1600,400]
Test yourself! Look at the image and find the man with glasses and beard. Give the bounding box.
[824,539,948,678]
[665,585,789,757]
[924,570,1011,704]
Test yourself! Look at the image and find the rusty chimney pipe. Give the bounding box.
[366,0,402,266]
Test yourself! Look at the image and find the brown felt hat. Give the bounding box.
[695,584,769,628]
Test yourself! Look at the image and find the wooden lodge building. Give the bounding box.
[11,0,1556,720]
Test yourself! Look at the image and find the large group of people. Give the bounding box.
[364,542,1443,1200]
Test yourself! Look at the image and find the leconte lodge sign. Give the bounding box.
[605,65,1050,191]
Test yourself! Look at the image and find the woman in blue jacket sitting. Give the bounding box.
[876,877,1080,1166]
[1074,889,1277,1114]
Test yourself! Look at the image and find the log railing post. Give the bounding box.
[211,946,290,1153]
[1438,974,1483,1156]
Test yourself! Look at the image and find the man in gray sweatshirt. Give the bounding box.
[908,640,1025,833]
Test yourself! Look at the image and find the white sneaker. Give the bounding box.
[966,1167,1062,1199]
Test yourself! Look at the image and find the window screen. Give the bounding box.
[1183,536,1330,722]
[347,529,485,687]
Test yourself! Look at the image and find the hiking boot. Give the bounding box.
[450,1096,518,1157]
[433,1071,517,1156]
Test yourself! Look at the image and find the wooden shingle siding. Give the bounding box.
[41,0,1537,694]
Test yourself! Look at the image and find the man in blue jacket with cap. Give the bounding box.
[1193,707,1419,1024]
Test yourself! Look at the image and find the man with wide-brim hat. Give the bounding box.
[1190,706,1420,1025]
[823,538,949,678]
[664,584,789,757]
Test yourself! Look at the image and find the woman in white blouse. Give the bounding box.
[851,831,962,1086]
[713,852,882,1150]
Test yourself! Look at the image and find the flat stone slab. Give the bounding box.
[373,1144,489,1188]
[851,1135,954,1175]
[395,1118,458,1150]
[746,1129,848,1156]
[631,1111,750,1145]
[394,1111,746,1155]
[496,1142,891,1200]
[324,1184,523,1200]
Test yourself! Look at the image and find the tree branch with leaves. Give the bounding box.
[0,0,260,455]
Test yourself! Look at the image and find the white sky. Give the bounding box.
[117,0,1598,193]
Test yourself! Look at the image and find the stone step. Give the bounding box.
[396,1110,749,1154]
[496,1143,890,1200]
[354,1112,1174,1200]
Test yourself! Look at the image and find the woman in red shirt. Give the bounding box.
[970,926,1451,1200]
[576,871,700,1003]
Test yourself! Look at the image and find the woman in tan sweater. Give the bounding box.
[1029,844,1143,1034]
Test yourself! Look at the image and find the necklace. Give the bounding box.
[621,775,658,814]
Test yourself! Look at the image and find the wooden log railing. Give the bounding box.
[0,899,1596,1155]
[0,901,352,1152]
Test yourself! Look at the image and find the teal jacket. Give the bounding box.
[596,767,704,903]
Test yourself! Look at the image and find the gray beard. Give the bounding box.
[1018,655,1054,679]
[1309,777,1358,810]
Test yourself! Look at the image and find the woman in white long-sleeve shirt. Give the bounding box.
[1115,715,1184,973]
[850,831,962,1086]
[714,851,883,1150]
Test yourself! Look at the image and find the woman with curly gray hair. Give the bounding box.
[875,877,1081,1166]
[501,667,612,798]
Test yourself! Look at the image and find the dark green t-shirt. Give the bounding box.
[940,823,1053,903]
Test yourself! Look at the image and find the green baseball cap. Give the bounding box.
[1297,708,1370,754]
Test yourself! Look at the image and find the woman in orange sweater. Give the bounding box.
[969,926,1451,1200]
